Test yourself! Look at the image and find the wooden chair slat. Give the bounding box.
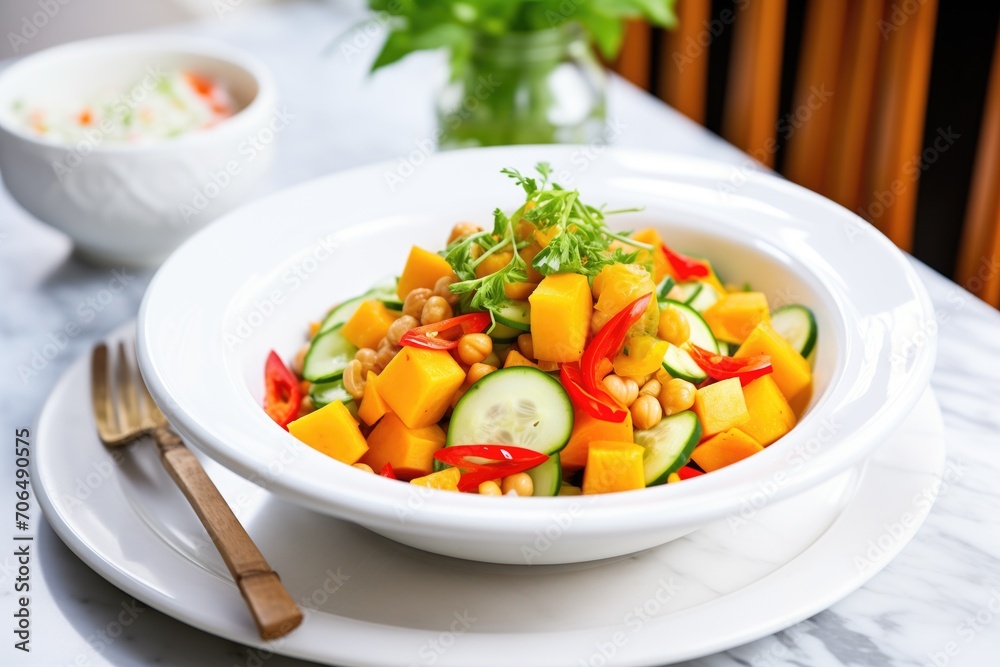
[658,0,712,124]
[865,0,938,251]
[722,0,787,167]
[783,0,848,193]
[957,21,1000,306]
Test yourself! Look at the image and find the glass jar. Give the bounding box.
[437,23,606,148]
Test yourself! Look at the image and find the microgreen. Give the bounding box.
[443,162,653,314]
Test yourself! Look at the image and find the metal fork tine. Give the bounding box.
[116,342,140,433]
[91,344,119,444]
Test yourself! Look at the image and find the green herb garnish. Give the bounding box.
[443,162,652,313]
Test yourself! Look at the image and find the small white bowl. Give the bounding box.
[137,146,936,565]
[0,35,277,266]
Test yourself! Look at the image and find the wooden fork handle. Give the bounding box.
[153,426,303,640]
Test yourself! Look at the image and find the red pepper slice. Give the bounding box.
[661,243,710,280]
[676,466,703,480]
[434,445,549,492]
[560,364,628,423]
[580,292,653,395]
[380,463,397,479]
[688,344,773,386]
[399,312,492,351]
[264,351,301,429]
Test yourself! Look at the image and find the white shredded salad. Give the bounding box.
[12,69,234,145]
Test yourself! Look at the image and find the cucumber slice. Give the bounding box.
[302,326,358,382]
[635,411,702,486]
[318,282,398,333]
[688,282,722,312]
[662,344,708,384]
[447,367,573,456]
[527,454,562,496]
[659,299,719,353]
[488,322,522,344]
[771,305,817,358]
[673,282,702,304]
[379,298,404,311]
[309,378,352,408]
[656,276,676,299]
[493,300,531,331]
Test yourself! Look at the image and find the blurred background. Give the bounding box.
[2,0,997,303]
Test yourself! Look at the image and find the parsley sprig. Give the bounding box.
[443,162,652,313]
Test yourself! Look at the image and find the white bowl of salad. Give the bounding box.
[0,34,276,265]
[137,146,936,565]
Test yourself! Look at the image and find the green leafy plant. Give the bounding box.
[368,0,677,76]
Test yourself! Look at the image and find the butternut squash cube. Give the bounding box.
[703,292,770,344]
[376,347,466,428]
[410,466,460,491]
[739,375,797,446]
[691,428,763,472]
[529,273,593,363]
[693,377,750,437]
[734,322,812,414]
[561,407,634,469]
[397,246,456,300]
[503,349,538,368]
[341,300,398,350]
[288,400,368,465]
[630,228,671,282]
[582,441,646,494]
[504,281,538,300]
[475,249,513,279]
[361,412,445,480]
[357,371,391,427]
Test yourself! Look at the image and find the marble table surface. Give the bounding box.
[2,2,999,666]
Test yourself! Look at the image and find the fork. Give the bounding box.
[91,342,303,640]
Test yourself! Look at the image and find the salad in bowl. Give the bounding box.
[265,165,818,498]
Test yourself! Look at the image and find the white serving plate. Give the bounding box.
[137,146,936,564]
[34,327,946,666]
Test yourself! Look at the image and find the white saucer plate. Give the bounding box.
[34,326,946,667]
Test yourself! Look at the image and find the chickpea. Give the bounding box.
[421,296,453,325]
[655,367,673,385]
[602,374,639,407]
[448,221,482,244]
[291,343,310,376]
[457,333,493,365]
[467,362,497,385]
[352,463,374,474]
[403,288,433,320]
[625,373,652,387]
[658,306,690,346]
[433,275,460,306]
[342,359,366,400]
[639,379,662,398]
[501,473,534,496]
[517,333,534,360]
[478,480,502,496]
[386,314,420,346]
[630,394,663,430]
[374,344,400,372]
[659,378,696,416]
[355,347,378,375]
